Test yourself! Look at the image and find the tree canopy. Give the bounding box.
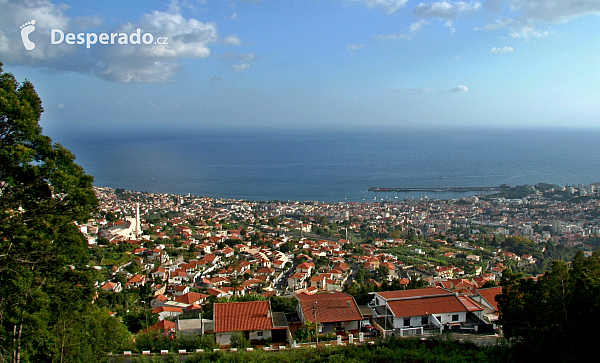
[497,251,600,363]
[0,62,131,362]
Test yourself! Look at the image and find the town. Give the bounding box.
[79,182,600,355]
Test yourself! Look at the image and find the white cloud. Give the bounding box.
[410,19,429,33]
[57,103,65,108]
[478,1,600,39]
[96,10,219,82]
[412,87,435,94]
[229,13,238,20]
[346,44,364,51]
[490,46,514,53]
[346,44,364,55]
[450,85,469,92]
[414,1,482,19]
[0,0,76,63]
[444,19,456,33]
[231,63,251,72]
[375,20,428,41]
[476,17,515,31]
[0,0,227,83]
[223,34,242,45]
[375,33,412,40]
[509,0,600,23]
[509,26,549,39]
[345,0,409,15]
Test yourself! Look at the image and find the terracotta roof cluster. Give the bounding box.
[296,292,362,324]
[213,300,274,333]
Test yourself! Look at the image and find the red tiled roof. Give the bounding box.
[175,292,209,305]
[207,287,227,296]
[127,274,145,283]
[296,292,362,324]
[187,303,202,311]
[213,301,274,333]
[152,306,183,314]
[154,294,168,302]
[475,286,503,311]
[457,296,484,312]
[146,319,176,333]
[101,281,119,290]
[376,288,451,300]
[387,295,470,317]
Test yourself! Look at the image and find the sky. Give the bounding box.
[1,0,600,137]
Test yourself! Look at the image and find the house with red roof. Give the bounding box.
[175,292,209,306]
[145,319,176,334]
[272,260,286,269]
[287,272,308,291]
[472,286,503,329]
[152,306,184,321]
[207,287,230,298]
[256,267,276,277]
[369,288,483,336]
[150,294,169,308]
[150,266,167,279]
[101,281,122,293]
[168,285,189,296]
[125,274,146,289]
[213,301,289,346]
[295,262,315,275]
[220,247,235,258]
[295,292,363,334]
[200,254,220,265]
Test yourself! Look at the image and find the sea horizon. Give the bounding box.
[54,126,600,203]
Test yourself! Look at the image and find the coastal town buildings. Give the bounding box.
[88,183,600,344]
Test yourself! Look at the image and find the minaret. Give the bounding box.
[135,203,141,236]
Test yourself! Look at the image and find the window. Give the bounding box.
[421,316,428,325]
[257,331,263,337]
[403,318,410,327]
[452,314,459,322]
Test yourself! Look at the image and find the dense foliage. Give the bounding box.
[0,63,132,362]
[497,251,600,363]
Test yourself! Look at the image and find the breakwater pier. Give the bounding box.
[368,186,503,193]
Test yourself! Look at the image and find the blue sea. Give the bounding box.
[58,128,600,202]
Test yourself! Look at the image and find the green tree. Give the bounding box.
[122,307,158,333]
[0,63,110,362]
[497,252,600,363]
[269,296,298,315]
